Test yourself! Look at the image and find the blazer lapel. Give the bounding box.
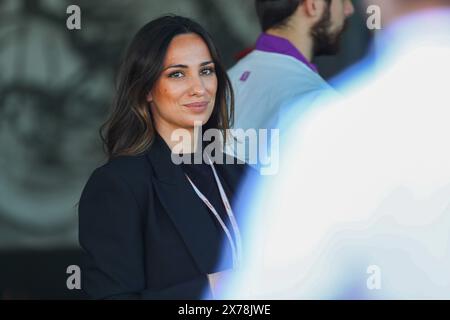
[145,135,222,274]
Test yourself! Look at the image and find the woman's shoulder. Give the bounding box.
[81,153,153,203]
[95,153,151,179]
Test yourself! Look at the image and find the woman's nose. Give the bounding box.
[189,75,206,96]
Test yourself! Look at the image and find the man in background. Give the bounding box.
[227,0,354,164]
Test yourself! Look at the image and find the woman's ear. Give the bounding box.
[146,91,153,104]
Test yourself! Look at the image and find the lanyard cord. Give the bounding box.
[185,156,242,269]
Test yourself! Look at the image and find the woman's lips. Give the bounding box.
[183,101,209,112]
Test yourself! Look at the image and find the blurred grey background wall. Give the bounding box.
[0,0,370,298]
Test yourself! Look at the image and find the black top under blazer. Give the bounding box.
[78,134,248,299]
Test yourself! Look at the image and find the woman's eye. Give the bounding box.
[168,71,184,78]
[201,67,215,76]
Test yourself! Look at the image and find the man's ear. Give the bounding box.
[304,0,326,19]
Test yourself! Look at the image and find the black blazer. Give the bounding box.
[78,135,248,299]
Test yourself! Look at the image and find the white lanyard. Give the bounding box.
[185,156,242,269]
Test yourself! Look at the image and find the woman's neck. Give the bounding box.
[156,126,200,154]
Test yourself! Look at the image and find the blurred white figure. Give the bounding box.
[222,0,450,299]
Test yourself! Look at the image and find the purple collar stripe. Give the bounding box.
[255,33,318,73]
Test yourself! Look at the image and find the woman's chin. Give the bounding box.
[181,112,213,127]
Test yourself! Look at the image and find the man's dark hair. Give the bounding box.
[255,0,331,31]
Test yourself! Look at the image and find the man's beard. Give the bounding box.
[310,6,348,56]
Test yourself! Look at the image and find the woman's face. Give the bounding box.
[148,33,218,136]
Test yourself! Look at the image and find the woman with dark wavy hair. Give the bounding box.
[78,15,247,299]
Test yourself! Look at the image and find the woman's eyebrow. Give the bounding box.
[200,60,214,66]
[164,61,214,70]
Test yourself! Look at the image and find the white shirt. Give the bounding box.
[227,49,338,166]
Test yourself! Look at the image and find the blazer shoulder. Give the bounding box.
[99,153,151,179]
[81,153,153,208]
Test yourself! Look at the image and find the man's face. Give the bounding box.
[311,0,355,56]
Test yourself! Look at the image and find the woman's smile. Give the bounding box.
[182,101,210,113]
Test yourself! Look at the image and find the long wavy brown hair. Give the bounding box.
[100,15,234,159]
